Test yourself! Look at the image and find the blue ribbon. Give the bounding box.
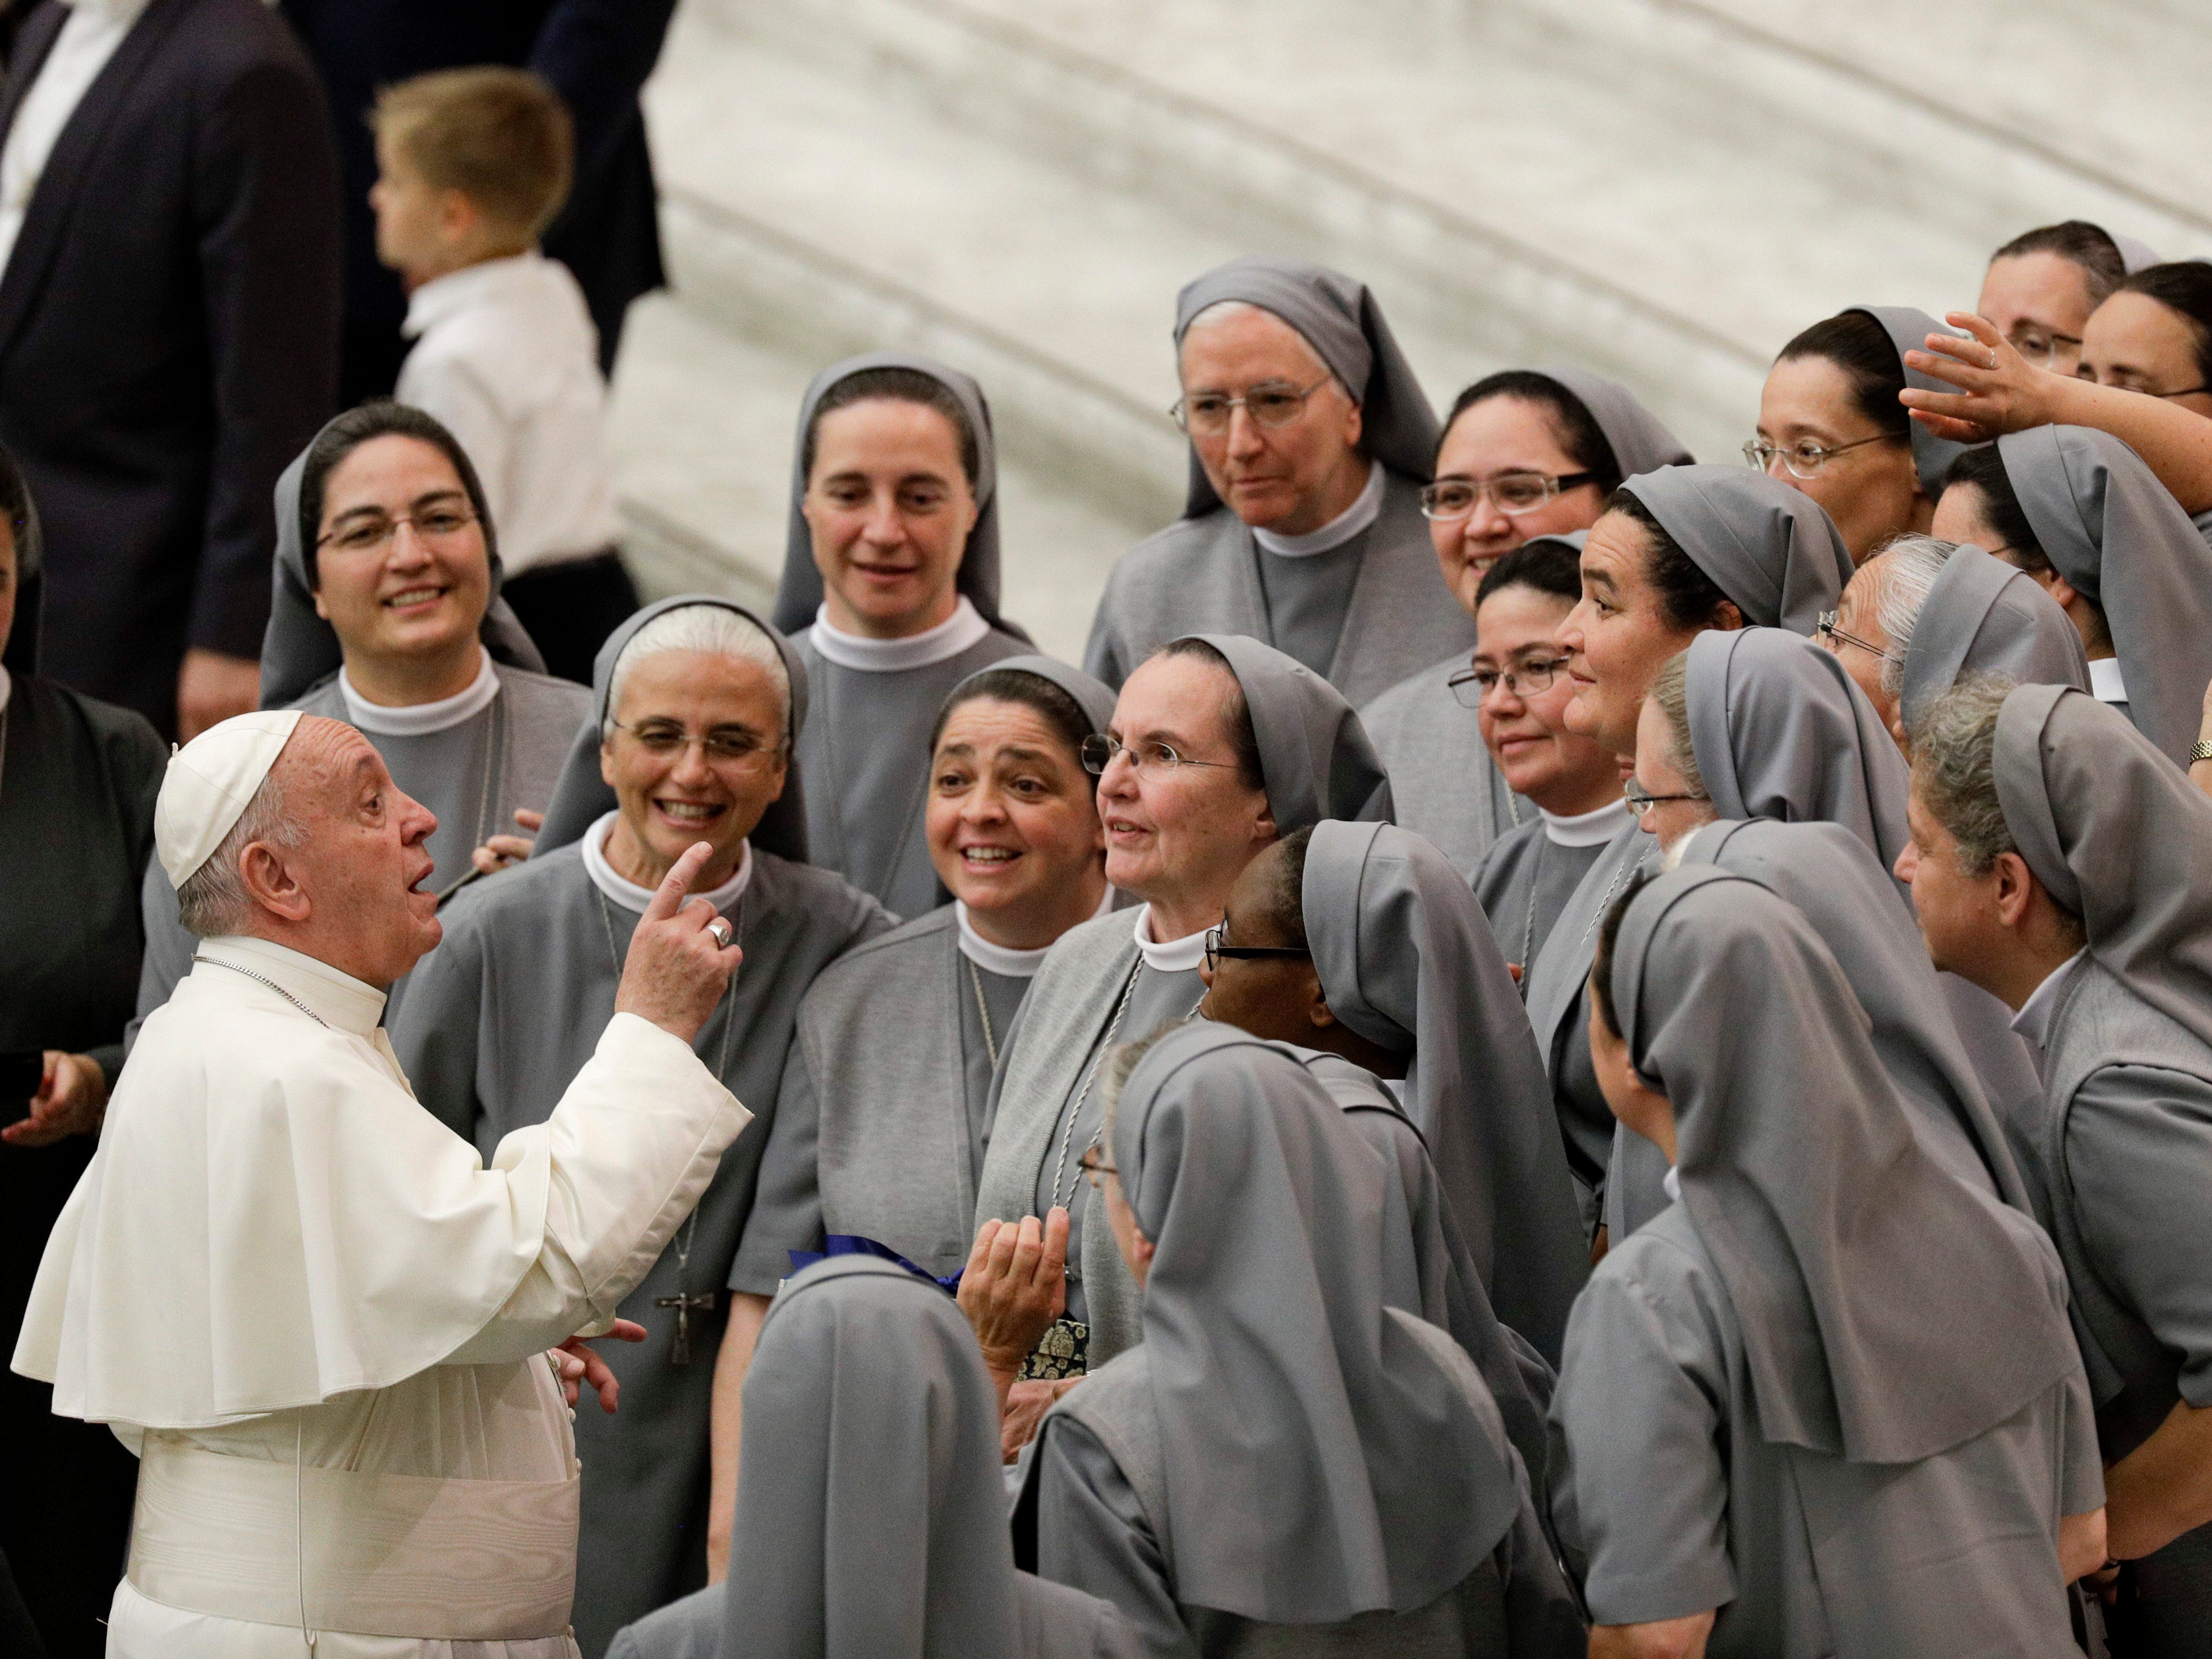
[788,1235,963,1294]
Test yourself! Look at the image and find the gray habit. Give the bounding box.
[1894,541,2089,740]
[607,1257,1140,1659]
[1302,821,1588,1362]
[1471,815,1612,979]
[1996,684,2212,1639]
[1999,424,2212,768]
[1844,306,1972,497]
[1552,868,2099,1655]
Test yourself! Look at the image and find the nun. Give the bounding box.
[773,354,1032,917]
[606,1258,1140,1659]
[1754,306,1966,564]
[1978,221,2152,374]
[1933,426,2212,768]
[1032,1022,1585,1658]
[1524,466,1850,1227]
[1084,256,1471,707]
[1555,867,2105,1657]
[743,657,1117,1288]
[973,634,1387,1386]
[387,595,892,1655]
[1904,681,2212,1642]
[2080,261,2212,424]
[1362,366,1690,875]
[130,403,590,1033]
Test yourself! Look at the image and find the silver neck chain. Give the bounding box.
[193,956,332,1028]
[967,957,1001,1071]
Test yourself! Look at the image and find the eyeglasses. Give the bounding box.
[1202,921,1312,976]
[1419,471,1596,521]
[1447,656,1567,708]
[2005,327,2083,369]
[1080,733,1234,776]
[317,503,478,554]
[2157,385,2212,401]
[1741,434,1892,480]
[1624,779,1708,818]
[1815,611,1897,662]
[1076,1147,1119,1190]
[1171,375,1333,437]
[610,719,784,772]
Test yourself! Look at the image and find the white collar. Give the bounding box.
[2009,948,2087,1051]
[956,886,1116,978]
[809,594,991,672]
[193,935,387,1035]
[402,251,547,339]
[338,648,496,736]
[2088,656,2128,704]
[1542,796,1634,848]
[1251,461,1382,558]
[1132,903,1209,973]
[581,810,753,916]
[0,661,11,716]
[1662,1165,1681,1202]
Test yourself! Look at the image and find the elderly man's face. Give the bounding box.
[1177,307,1367,537]
[1821,556,1900,741]
[277,717,442,986]
[313,434,492,680]
[600,650,788,890]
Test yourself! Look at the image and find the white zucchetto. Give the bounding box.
[154,709,303,890]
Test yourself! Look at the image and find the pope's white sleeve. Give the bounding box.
[441,1013,750,1365]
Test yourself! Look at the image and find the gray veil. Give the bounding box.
[1844,306,1971,496]
[1112,1022,1522,1621]
[1172,257,1439,519]
[1612,867,2077,1463]
[1302,820,1587,1360]
[1998,424,2212,767]
[1186,633,1392,828]
[1530,365,1695,478]
[1622,465,1853,633]
[943,652,1116,739]
[534,593,812,862]
[1896,542,2089,738]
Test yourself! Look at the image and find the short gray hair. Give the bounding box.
[1179,300,1341,393]
[1647,649,1704,799]
[174,771,307,937]
[1910,673,2017,877]
[1870,535,1955,702]
[604,605,791,738]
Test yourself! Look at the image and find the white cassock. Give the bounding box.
[12,934,751,1658]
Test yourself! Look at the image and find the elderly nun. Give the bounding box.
[1554,867,2105,1657]
[774,353,1032,916]
[131,403,591,1033]
[606,1258,1140,1659]
[1033,1022,1585,1658]
[387,596,891,1655]
[1364,366,1690,875]
[1085,257,1470,707]
[973,635,1388,1390]
[1524,466,1851,1228]
[1904,681,2212,1641]
[1933,426,2212,767]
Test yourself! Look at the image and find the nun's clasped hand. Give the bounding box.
[958,1208,1069,1383]
[1899,310,2059,443]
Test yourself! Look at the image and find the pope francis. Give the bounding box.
[13,710,754,1657]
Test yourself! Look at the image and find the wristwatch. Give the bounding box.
[2192,740,2212,765]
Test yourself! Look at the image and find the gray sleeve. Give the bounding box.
[1549,1260,1736,1626]
[1082,598,1128,692]
[727,1035,823,1294]
[1036,1416,1196,1659]
[383,924,487,1145]
[127,858,199,1058]
[2065,1064,2212,1408]
[604,1583,723,1659]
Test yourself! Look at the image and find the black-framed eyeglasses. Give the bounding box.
[609,719,783,772]
[1076,1147,1119,1190]
[316,502,478,554]
[1624,779,1708,818]
[1203,922,1312,975]
[1080,733,1234,777]
[1742,433,1892,479]
[1447,656,1567,708]
[1815,611,1897,662]
[1419,471,1596,521]
[2157,385,2212,401]
[1171,374,1333,436]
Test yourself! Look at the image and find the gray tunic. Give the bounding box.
[1471,818,1608,979]
[1083,471,1477,708]
[1253,534,1367,679]
[1359,656,1526,880]
[385,844,890,1658]
[1551,1205,2099,1657]
[792,623,1031,917]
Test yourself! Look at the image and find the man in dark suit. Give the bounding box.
[280,0,679,405]
[0,0,340,740]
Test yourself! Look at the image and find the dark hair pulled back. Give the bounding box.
[2112,263,2212,391]
[1474,533,1583,611]
[1445,370,1623,496]
[1940,447,2045,574]
[1604,487,1735,633]
[929,667,1094,759]
[1991,222,2126,306]
[802,367,981,491]
[298,401,494,586]
[1776,311,1911,441]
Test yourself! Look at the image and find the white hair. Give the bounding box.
[1178,300,1340,392]
[174,770,307,937]
[604,605,791,738]
[1871,535,1956,702]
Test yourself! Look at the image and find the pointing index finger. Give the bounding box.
[642,841,716,925]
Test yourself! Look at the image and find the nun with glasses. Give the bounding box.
[1977,221,2157,376]
[607,1257,1141,1659]
[774,353,1032,918]
[1363,366,1690,876]
[1555,867,2105,1658]
[130,402,590,1035]
[1903,682,2212,1644]
[1525,466,1850,1233]
[973,634,1388,1404]
[387,596,892,1655]
[1031,1022,1586,1659]
[1085,257,1472,708]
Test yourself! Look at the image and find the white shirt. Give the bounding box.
[1252,460,1382,558]
[2088,656,2128,706]
[1132,903,1209,973]
[955,886,1116,978]
[0,0,153,278]
[337,646,496,736]
[1542,796,1634,848]
[808,594,993,672]
[397,252,620,576]
[2009,948,2088,1052]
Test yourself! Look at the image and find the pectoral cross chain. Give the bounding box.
[653,1291,718,1366]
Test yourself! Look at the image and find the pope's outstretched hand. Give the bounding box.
[612,842,744,1044]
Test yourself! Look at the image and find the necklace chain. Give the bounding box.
[192,956,333,1028]
[967,957,1001,1071]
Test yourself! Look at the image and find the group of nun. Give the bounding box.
[13,219,2212,1659]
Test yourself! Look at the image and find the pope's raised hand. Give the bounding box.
[614,841,743,1043]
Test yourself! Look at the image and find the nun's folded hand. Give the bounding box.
[958,1209,1068,1383]
[1899,311,2059,443]
[471,807,546,875]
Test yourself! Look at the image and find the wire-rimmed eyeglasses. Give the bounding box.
[1171,375,1333,437]
[1742,434,1892,480]
[1080,734,1233,776]
[1419,471,1596,521]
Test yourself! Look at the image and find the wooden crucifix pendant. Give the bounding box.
[653,1290,718,1366]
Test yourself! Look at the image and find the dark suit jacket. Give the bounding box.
[0,0,340,736]
[279,0,677,398]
